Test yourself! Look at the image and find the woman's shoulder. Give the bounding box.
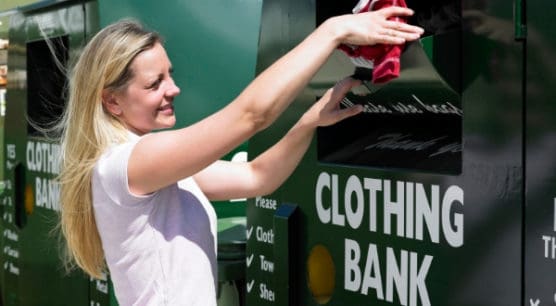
[97,131,142,164]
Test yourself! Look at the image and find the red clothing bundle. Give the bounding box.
[338,0,408,84]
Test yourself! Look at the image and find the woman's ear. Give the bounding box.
[101,90,122,116]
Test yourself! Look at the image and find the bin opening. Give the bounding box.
[27,35,68,135]
[314,0,462,175]
[317,0,460,37]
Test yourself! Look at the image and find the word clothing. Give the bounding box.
[92,133,218,306]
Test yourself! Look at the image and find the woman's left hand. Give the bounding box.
[304,77,364,128]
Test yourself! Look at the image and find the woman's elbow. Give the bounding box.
[249,164,282,197]
[242,108,273,133]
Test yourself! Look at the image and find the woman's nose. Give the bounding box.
[166,78,181,96]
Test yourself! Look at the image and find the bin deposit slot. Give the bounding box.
[14,163,27,229]
[315,0,462,174]
[316,0,460,37]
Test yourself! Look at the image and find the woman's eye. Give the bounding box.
[148,79,161,89]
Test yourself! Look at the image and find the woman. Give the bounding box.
[57,7,422,306]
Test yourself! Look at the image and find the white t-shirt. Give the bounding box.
[92,133,218,306]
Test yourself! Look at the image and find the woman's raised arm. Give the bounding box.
[128,7,423,195]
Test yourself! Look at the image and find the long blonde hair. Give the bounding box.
[57,20,161,278]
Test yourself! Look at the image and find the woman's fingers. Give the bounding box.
[350,8,423,45]
[309,77,363,127]
[374,20,423,44]
[384,20,424,36]
[332,77,362,98]
[329,78,364,116]
[376,6,415,19]
[377,29,421,44]
[334,103,364,123]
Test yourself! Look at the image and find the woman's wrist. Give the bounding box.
[320,15,348,47]
[298,111,320,131]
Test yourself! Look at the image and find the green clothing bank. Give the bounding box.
[1,0,555,305]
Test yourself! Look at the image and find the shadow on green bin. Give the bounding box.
[217,217,246,306]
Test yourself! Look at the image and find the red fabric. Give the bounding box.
[338,0,408,84]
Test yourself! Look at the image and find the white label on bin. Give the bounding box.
[25,141,62,212]
[95,279,108,294]
[315,172,465,306]
[2,212,12,223]
[255,196,277,210]
[344,239,432,306]
[3,245,19,259]
[315,172,464,247]
[256,226,274,244]
[246,253,254,267]
[26,141,60,174]
[343,94,463,116]
[35,177,60,211]
[6,144,15,159]
[259,255,274,273]
[247,280,255,293]
[542,236,556,260]
[3,229,18,242]
[543,199,556,260]
[259,283,275,302]
[4,261,19,275]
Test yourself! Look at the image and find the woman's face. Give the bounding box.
[111,42,181,135]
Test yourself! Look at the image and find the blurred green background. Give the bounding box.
[0,0,36,11]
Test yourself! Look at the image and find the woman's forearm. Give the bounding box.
[233,8,422,132]
[249,115,317,196]
[130,9,421,195]
[248,77,365,196]
[233,19,342,131]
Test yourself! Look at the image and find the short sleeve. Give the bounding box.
[93,140,154,207]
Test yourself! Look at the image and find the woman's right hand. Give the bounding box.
[325,6,424,47]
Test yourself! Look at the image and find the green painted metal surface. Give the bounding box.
[525,0,556,305]
[1,1,107,305]
[1,0,554,305]
[246,0,526,305]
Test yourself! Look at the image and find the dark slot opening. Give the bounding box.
[315,0,462,174]
[27,35,69,135]
[317,0,461,37]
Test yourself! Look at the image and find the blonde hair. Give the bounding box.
[57,20,161,278]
